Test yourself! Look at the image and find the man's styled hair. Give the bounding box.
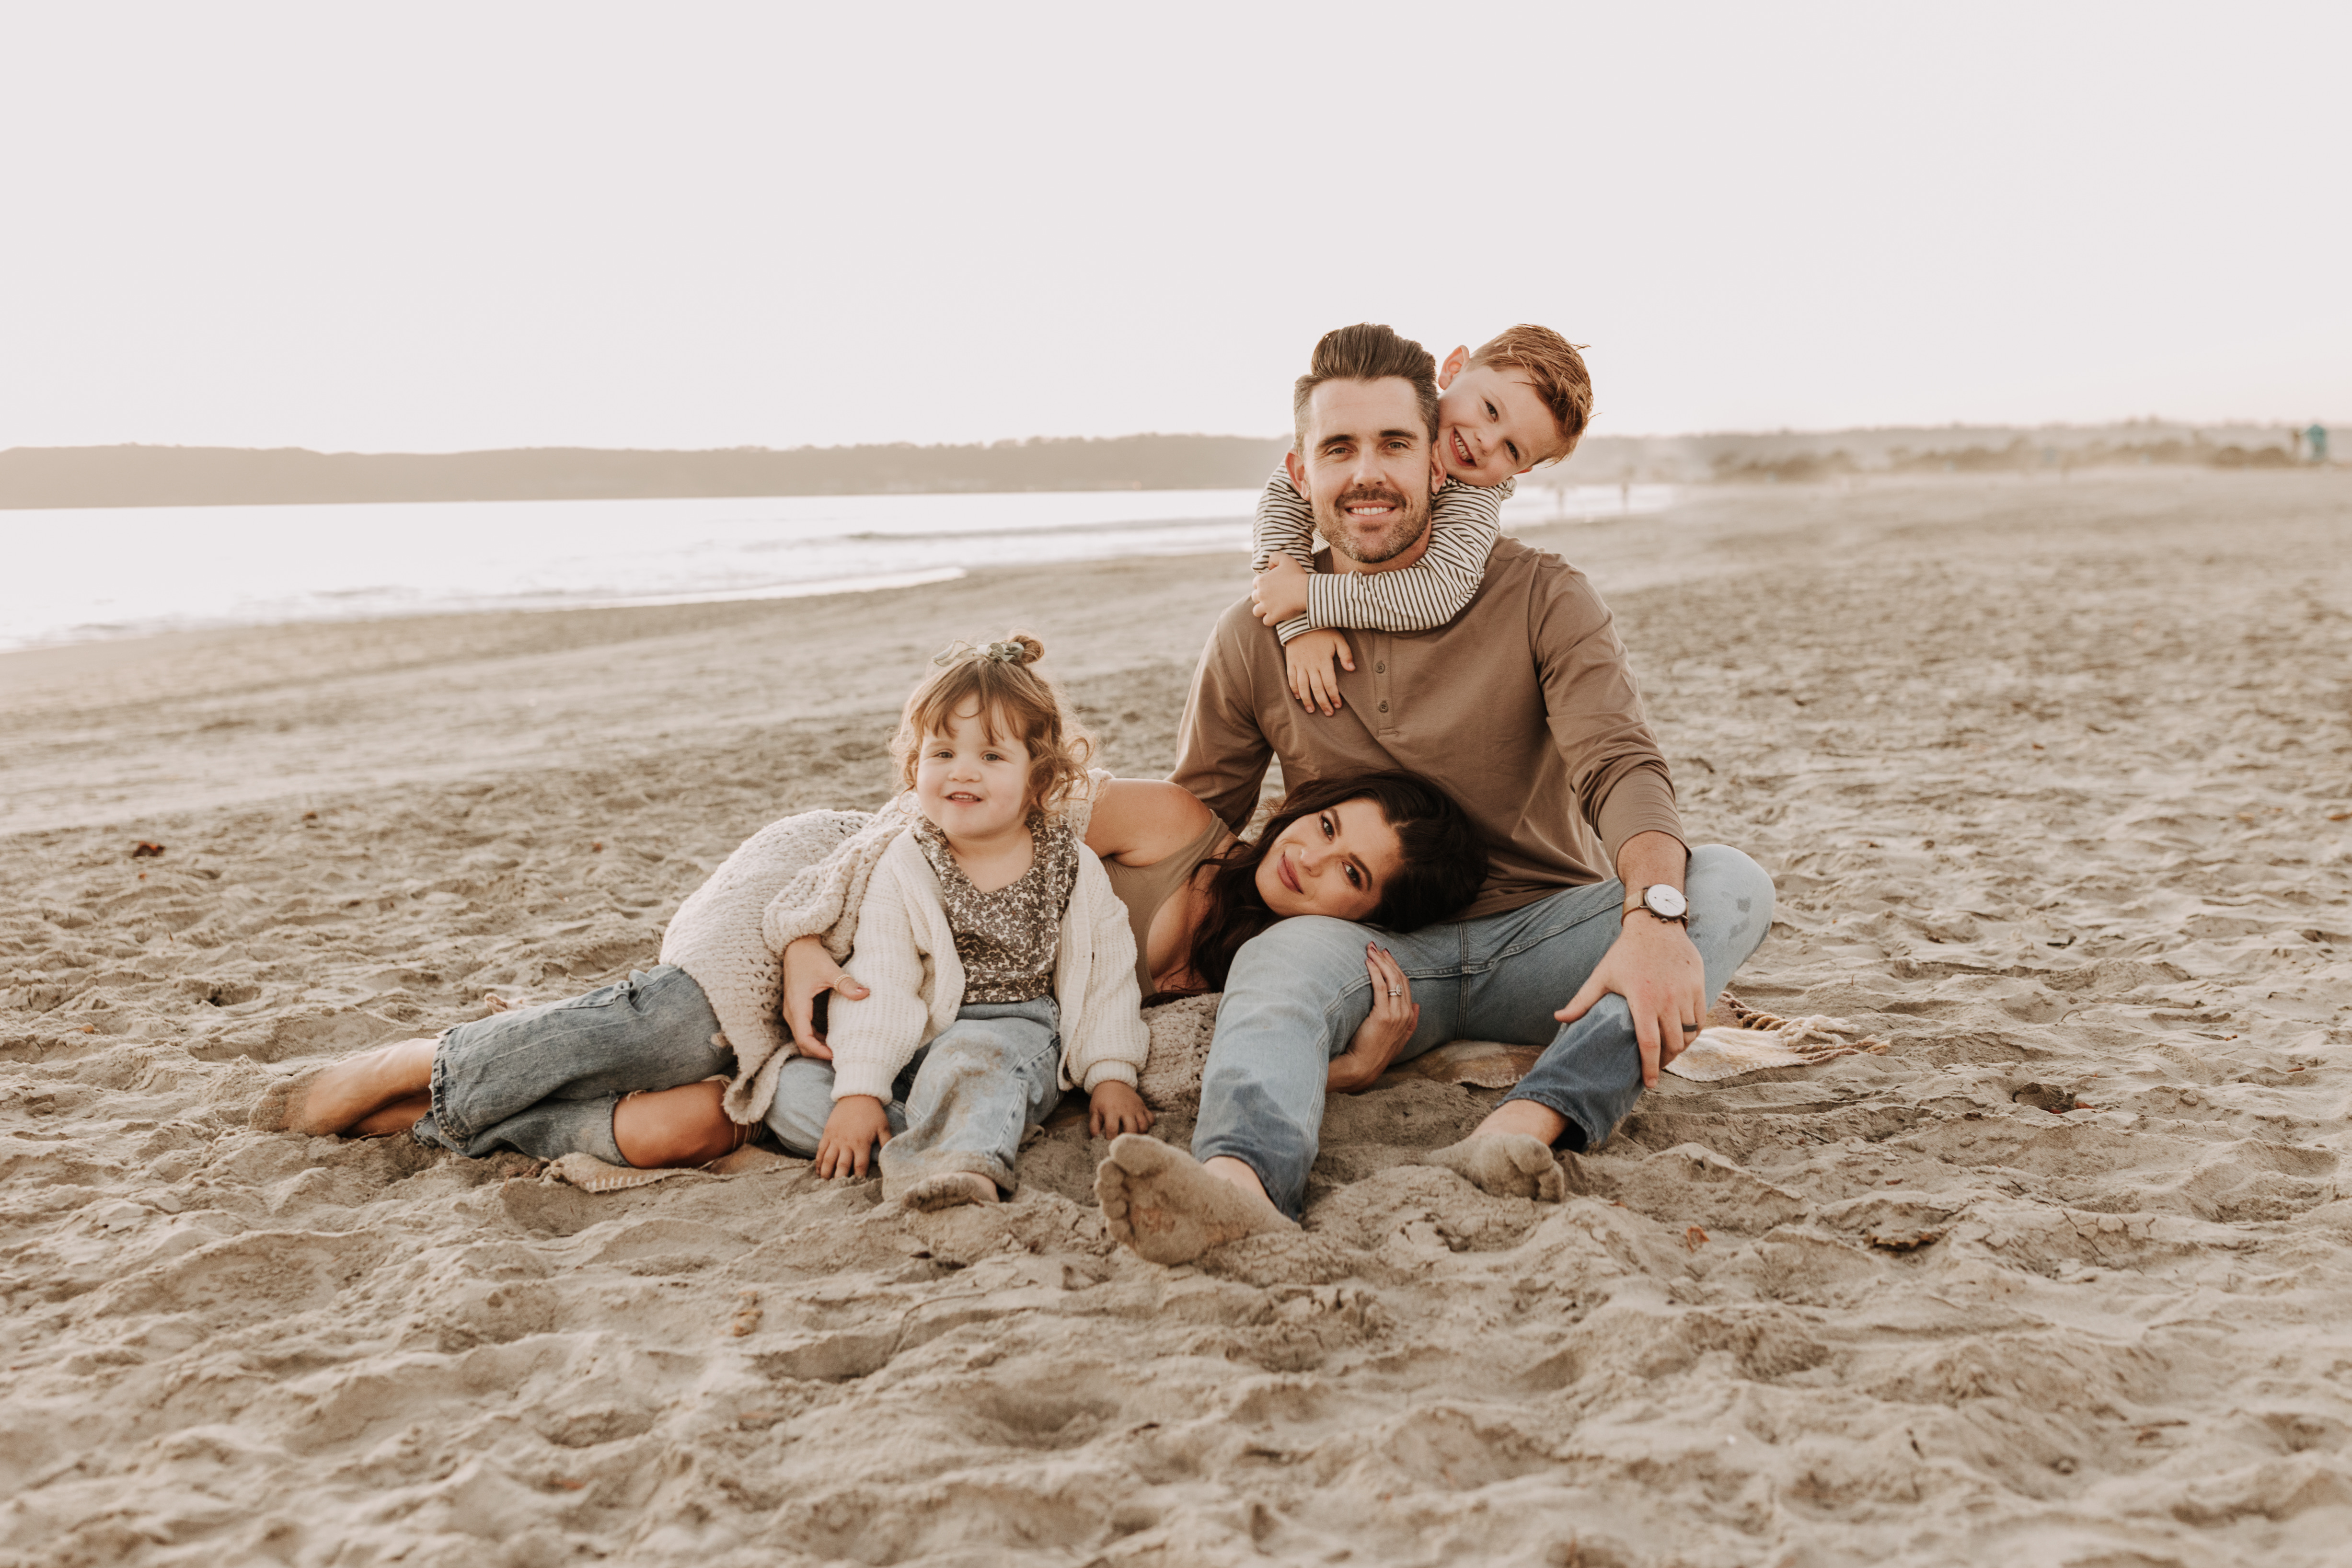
[1466,324,1595,463]
[1291,323,1441,453]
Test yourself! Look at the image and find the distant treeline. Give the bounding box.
[1707,432,2307,485]
[0,435,1293,510]
[0,421,2331,508]
[1552,421,2329,486]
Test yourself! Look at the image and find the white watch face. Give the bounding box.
[1644,885,1688,919]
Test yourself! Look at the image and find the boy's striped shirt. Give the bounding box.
[1249,463,1512,642]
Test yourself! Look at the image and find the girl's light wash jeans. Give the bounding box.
[412,964,731,1166]
[762,996,1064,1201]
[1193,843,1775,1217]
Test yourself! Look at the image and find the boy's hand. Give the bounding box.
[1251,554,1311,627]
[1285,629,1354,715]
[1087,1080,1154,1138]
[814,1095,890,1178]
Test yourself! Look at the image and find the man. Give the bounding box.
[1095,323,1775,1264]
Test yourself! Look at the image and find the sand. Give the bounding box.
[3,468,2350,1567]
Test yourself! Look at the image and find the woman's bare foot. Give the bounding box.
[250,1037,438,1136]
[1095,1135,1294,1265]
[899,1172,1000,1211]
[349,1093,433,1139]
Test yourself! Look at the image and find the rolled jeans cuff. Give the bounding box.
[1492,1085,1606,1153]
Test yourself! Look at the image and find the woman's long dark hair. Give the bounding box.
[1174,771,1487,996]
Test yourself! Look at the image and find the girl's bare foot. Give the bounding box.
[899,1172,1000,1211]
[250,1037,438,1136]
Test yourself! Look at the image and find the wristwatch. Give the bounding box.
[1626,884,1689,926]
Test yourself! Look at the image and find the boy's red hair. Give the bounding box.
[1468,324,1594,464]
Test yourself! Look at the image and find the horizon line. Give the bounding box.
[1,415,2338,461]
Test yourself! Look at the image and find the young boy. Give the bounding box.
[1249,324,1594,713]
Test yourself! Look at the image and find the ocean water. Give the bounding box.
[0,482,1674,652]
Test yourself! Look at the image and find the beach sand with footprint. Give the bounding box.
[3,469,2349,1566]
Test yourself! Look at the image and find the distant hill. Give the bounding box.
[0,420,2330,508]
[0,434,1293,510]
[1551,419,2324,485]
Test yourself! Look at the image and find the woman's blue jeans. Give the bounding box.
[1192,843,1775,1217]
[412,964,731,1166]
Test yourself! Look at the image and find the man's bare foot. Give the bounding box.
[1095,1135,1294,1266]
[249,1037,438,1136]
[1424,1134,1571,1202]
[1471,1097,1572,1146]
[899,1172,1000,1211]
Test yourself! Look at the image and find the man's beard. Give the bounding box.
[1314,482,1432,566]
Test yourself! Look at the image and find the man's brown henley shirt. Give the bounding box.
[1173,536,1685,921]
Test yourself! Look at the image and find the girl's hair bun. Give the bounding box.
[1003,631,1044,667]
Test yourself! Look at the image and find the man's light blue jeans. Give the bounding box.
[1192,843,1774,1217]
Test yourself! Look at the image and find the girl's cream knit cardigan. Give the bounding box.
[821,830,1149,1103]
[657,773,1118,1126]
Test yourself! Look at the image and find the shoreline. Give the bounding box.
[6,467,2344,841]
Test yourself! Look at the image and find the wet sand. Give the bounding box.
[4,469,2350,1566]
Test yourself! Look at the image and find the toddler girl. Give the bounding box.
[759,632,1154,1209]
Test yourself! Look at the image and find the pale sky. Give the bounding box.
[1,2,2343,452]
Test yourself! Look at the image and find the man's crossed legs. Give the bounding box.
[1097,844,1774,1263]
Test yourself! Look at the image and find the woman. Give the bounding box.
[258,771,1486,1171]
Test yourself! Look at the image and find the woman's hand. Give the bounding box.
[1328,943,1418,1094]
[814,1095,890,1178]
[1088,1079,1155,1138]
[782,935,869,1062]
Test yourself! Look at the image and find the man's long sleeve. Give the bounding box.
[1172,609,1276,833]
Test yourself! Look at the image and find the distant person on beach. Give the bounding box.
[1094,323,1776,1265]
[1246,324,1591,716]
[254,637,1487,1187]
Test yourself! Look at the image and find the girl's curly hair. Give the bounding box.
[891,631,1094,815]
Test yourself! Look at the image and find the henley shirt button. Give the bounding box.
[1377,701,1389,713]
[1375,661,1385,673]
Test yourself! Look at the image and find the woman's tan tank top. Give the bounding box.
[1100,814,1229,997]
